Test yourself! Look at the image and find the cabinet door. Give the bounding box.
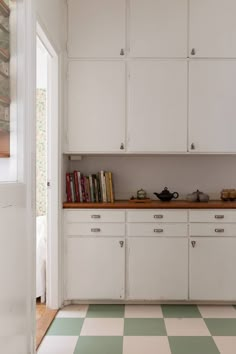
[129,0,188,57]
[66,238,125,299]
[68,0,126,58]
[127,61,187,152]
[127,238,188,300]
[190,238,236,300]
[67,61,126,152]
[189,61,236,152]
[189,0,236,58]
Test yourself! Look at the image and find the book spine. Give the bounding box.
[108,172,114,203]
[100,171,107,202]
[97,172,102,202]
[89,175,94,202]
[74,170,80,202]
[66,173,72,202]
[85,176,91,202]
[80,175,86,202]
[105,171,111,202]
[77,171,83,203]
[93,175,99,202]
[69,173,75,202]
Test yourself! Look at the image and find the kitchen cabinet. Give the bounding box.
[127,60,187,152]
[67,0,126,58]
[189,60,236,153]
[129,0,188,58]
[189,0,236,58]
[127,237,188,300]
[66,237,125,299]
[67,61,126,153]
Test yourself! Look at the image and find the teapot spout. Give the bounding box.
[153,193,159,198]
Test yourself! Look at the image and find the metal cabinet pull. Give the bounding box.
[154,229,164,233]
[190,143,195,150]
[120,142,124,150]
[119,241,124,248]
[191,48,196,55]
[215,215,224,219]
[120,48,125,56]
[91,215,101,219]
[191,241,196,248]
[215,228,224,233]
[154,215,163,219]
[91,228,101,232]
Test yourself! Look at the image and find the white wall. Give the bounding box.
[69,155,236,200]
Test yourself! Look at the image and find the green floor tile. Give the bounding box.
[168,336,220,354]
[205,318,236,336]
[46,318,84,336]
[162,305,201,318]
[86,304,125,318]
[74,336,123,354]
[124,318,166,336]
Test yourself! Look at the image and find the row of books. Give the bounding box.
[66,171,115,203]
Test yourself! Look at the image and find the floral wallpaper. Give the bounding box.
[36,88,47,216]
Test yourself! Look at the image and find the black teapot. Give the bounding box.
[154,187,179,202]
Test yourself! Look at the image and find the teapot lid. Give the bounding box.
[161,187,171,195]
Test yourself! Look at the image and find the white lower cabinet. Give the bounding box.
[127,237,188,300]
[189,237,236,301]
[66,237,125,300]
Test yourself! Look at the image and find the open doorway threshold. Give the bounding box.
[36,299,58,349]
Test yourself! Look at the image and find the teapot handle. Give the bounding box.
[173,192,179,199]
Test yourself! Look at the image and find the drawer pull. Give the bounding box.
[154,215,163,219]
[91,215,101,219]
[191,241,196,248]
[215,228,224,233]
[215,215,224,219]
[154,228,164,233]
[119,241,124,248]
[91,228,101,232]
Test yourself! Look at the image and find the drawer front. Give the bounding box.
[127,223,188,237]
[65,210,125,223]
[190,223,236,237]
[127,210,188,223]
[189,210,236,223]
[66,223,125,236]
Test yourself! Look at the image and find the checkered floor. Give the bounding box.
[37,304,236,354]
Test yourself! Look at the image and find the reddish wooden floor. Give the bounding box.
[36,299,58,350]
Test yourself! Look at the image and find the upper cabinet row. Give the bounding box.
[68,0,236,58]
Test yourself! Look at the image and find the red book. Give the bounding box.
[73,170,80,202]
[66,173,72,202]
[80,175,86,202]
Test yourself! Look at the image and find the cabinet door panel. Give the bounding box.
[127,238,188,300]
[66,238,125,299]
[128,61,187,152]
[189,61,236,152]
[68,0,126,57]
[130,0,188,57]
[67,61,125,152]
[189,0,236,58]
[190,238,236,300]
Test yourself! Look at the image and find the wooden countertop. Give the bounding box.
[63,200,236,209]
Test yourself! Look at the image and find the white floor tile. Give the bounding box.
[37,336,78,354]
[125,305,163,318]
[213,336,236,354]
[123,336,171,354]
[198,306,236,318]
[80,318,124,336]
[56,305,88,318]
[165,318,210,336]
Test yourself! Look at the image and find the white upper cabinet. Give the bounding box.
[129,0,188,58]
[67,61,126,153]
[127,61,188,152]
[68,0,126,58]
[189,0,236,58]
[189,60,236,153]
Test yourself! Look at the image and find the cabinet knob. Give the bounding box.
[119,240,124,248]
[215,228,224,233]
[191,240,196,248]
[154,215,163,219]
[215,215,224,219]
[91,228,101,232]
[190,143,195,150]
[120,143,124,150]
[154,228,164,233]
[120,48,125,56]
[191,48,196,55]
[91,215,101,219]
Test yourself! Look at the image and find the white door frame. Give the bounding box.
[36,22,60,309]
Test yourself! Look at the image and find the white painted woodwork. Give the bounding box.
[127,61,187,152]
[68,0,126,57]
[67,223,125,237]
[189,237,236,300]
[127,210,188,223]
[127,237,188,300]
[189,0,236,58]
[189,210,236,223]
[65,209,125,223]
[190,223,236,237]
[67,61,126,152]
[189,60,236,152]
[127,223,188,237]
[66,237,125,299]
[129,0,188,58]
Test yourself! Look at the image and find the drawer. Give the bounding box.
[65,210,125,223]
[66,223,125,236]
[189,210,236,223]
[127,223,188,237]
[127,210,188,223]
[190,223,236,237]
